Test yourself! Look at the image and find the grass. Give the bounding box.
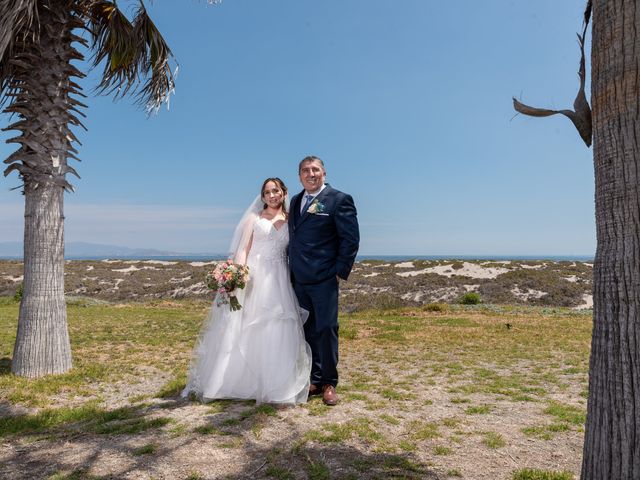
[450,396,471,404]
[423,302,448,312]
[185,472,205,480]
[543,402,586,426]
[520,401,585,441]
[408,420,440,440]
[441,416,462,428]
[92,415,171,435]
[0,296,592,478]
[512,468,574,480]
[168,423,189,437]
[1,299,591,410]
[433,445,453,455]
[398,439,417,451]
[380,387,416,401]
[433,317,479,328]
[522,422,571,440]
[304,398,332,416]
[200,399,235,414]
[265,464,295,479]
[217,403,280,435]
[0,402,171,438]
[0,299,207,408]
[0,403,103,437]
[305,457,331,480]
[48,470,102,480]
[482,431,506,449]
[156,374,187,398]
[465,404,492,415]
[193,424,219,435]
[132,443,157,455]
[379,413,400,425]
[304,418,383,444]
[255,404,278,416]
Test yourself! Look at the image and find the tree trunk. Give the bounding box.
[12,185,71,377]
[581,0,640,478]
[7,3,80,377]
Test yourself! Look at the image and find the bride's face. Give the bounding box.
[262,181,284,209]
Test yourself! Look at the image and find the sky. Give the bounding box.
[0,0,595,257]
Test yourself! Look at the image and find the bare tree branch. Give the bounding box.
[513,1,593,147]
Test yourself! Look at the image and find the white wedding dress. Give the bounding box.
[182,217,311,404]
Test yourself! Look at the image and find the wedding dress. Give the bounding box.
[182,215,311,404]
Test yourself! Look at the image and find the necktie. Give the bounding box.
[301,194,314,214]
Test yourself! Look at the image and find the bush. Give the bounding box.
[423,303,448,312]
[13,283,23,302]
[459,292,481,305]
[372,293,405,311]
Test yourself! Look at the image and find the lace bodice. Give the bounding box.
[247,217,289,263]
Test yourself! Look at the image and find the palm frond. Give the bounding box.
[88,0,176,113]
[132,2,175,113]
[0,0,39,103]
[89,0,139,98]
[0,0,39,60]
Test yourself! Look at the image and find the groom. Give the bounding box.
[288,155,360,406]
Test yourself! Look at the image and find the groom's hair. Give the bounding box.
[299,155,325,173]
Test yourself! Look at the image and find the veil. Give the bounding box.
[228,195,262,264]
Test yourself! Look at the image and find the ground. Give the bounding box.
[0,298,588,480]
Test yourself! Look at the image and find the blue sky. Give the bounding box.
[0,0,595,256]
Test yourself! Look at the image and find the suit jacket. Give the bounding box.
[288,185,360,284]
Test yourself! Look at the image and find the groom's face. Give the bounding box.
[299,160,326,193]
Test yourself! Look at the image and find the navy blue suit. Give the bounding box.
[288,185,359,388]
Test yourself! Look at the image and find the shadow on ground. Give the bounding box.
[0,357,11,375]
[0,395,440,480]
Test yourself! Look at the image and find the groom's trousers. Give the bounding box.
[293,276,339,388]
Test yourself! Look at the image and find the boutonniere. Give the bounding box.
[307,199,325,214]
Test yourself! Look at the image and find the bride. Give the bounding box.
[182,178,312,404]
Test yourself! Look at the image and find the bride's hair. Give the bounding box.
[261,177,288,214]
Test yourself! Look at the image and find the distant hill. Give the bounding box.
[0,241,195,258]
[0,258,594,310]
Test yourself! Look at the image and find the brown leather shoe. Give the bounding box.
[322,385,339,406]
[309,384,322,396]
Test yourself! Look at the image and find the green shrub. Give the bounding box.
[423,303,448,312]
[459,292,481,305]
[371,293,405,311]
[13,283,23,302]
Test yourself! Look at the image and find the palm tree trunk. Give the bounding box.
[12,185,71,377]
[581,0,640,477]
[8,3,81,377]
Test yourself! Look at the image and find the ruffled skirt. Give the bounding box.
[182,253,311,404]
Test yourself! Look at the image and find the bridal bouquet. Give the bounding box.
[205,261,250,311]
